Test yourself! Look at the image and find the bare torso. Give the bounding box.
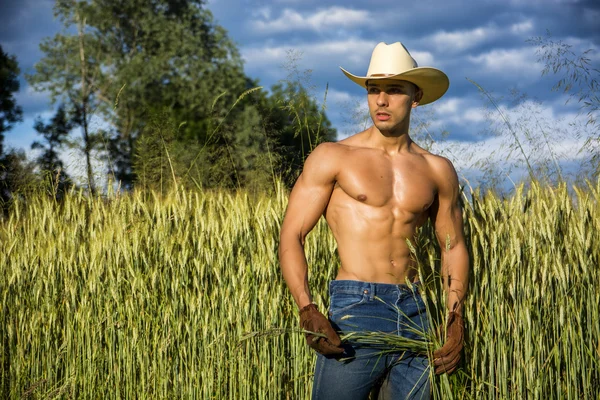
[279,77,468,314]
[324,133,438,284]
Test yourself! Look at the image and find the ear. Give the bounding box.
[412,88,423,107]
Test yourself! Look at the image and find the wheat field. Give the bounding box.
[1,180,599,399]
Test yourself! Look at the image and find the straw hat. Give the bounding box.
[340,42,449,105]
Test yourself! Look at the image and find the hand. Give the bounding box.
[299,304,344,355]
[433,311,464,374]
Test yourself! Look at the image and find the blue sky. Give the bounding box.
[1,0,598,186]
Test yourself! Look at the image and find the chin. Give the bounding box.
[374,121,396,131]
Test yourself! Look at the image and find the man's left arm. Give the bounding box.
[429,156,469,374]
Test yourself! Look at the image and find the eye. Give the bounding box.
[388,87,404,94]
[367,87,380,94]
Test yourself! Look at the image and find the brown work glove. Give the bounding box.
[433,311,464,374]
[299,304,344,355]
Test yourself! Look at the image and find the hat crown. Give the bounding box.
[339,40,449,105]
[366,42,418,77]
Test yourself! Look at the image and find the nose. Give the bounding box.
[376,91,388,107]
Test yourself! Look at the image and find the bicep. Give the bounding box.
[280,145,337,243]
[431,159,464,249]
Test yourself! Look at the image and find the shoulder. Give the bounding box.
[300,142,347,183]
[425,154,457,175]
[307,141,345,157]
[304,142,346,167]
[423,153,459,191]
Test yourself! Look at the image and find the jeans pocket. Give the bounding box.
[329,291,367,317]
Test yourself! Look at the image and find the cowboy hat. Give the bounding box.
[340,42,449,105]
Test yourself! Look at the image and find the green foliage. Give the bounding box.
[0,150,38,212]
[26,2,106,194]
[0,45,23,156]
[26,0,336,192]
[132,109,179,193]
[1,181,599,398]
[132,88,278,193]
[79,0,251,187]
[0,46,26,206]
[258,81,337,187]
[32,105,73,196]
[129,76,336,193]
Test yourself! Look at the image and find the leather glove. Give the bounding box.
[433,311,464,374]
[299,304,344,355]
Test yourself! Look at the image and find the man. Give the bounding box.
[279,42,469,399]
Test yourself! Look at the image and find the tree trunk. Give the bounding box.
[77,12,96,195]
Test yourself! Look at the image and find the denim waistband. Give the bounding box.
[329,280,421,296]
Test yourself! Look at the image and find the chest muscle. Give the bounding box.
[334,155,436,214]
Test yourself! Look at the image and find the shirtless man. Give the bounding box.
[279,42,469,399]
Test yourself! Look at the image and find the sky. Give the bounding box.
[1,0,599,187]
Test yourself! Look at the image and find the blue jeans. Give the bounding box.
[312,280,431,400]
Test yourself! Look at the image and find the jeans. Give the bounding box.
[311,280,431,400]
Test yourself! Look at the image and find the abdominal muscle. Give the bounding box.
[325,196,425,284]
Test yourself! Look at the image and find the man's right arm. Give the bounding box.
[279,142,339,309]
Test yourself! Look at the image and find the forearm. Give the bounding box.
[279,234,313,309]
[441,244,469,315]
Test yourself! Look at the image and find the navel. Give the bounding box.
[357,194,367,202]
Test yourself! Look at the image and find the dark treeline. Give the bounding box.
[0,0,336,204]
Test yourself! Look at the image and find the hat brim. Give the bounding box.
[340,66,449,105]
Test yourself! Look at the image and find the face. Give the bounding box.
[366,79,422,134]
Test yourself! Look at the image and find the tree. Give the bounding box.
[0,150,38,212]
[32,105,73,195]
[258,81,337,186]
[72,0,252,188]
[29,1,338,191]
[0,46,23,157]
[28,0,258,189]
[0,46,27,209]
[27,1,105,194]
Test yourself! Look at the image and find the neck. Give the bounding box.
[367,126,413,154]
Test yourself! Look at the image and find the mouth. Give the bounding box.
[376,112,391,121]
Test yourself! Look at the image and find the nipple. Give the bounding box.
[357,194,367,202]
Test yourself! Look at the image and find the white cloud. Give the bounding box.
[467,47,542,78]
[554,36,600,59]
[428,26,498,53]
[251,6,271,20]
[326,88,355,104]
[411,51,436,68]
[425,19,534,54]
[425,103,487,128]
[250,6,370,34]
[14,85,51,111]
[242,39,438,83]
[510,20,534,34]
[463,108,487,123]
[428,96,593,176]
[435,97,464,115]
[436,132,589,168]
[242,38,378,70]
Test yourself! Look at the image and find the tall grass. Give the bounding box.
[1,179,599,399]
